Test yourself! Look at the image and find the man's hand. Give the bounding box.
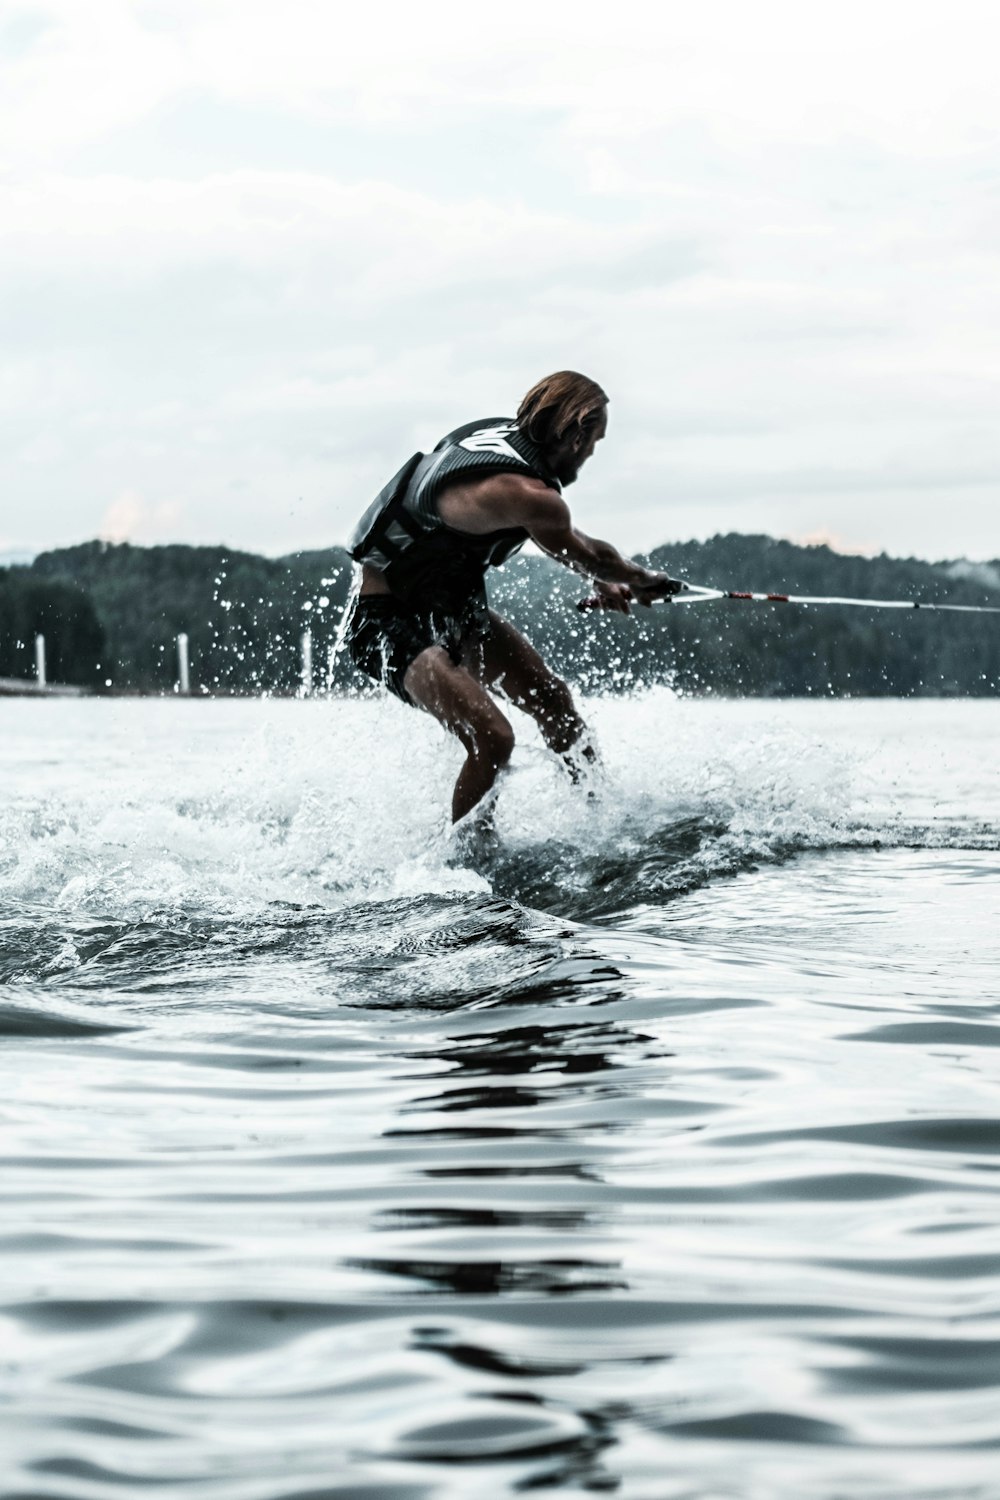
[632,572,685,606]
[577,573,685,613]
[577,581,635,614]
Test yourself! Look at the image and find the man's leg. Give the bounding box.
[473,613,598,778]
[403,645,515,823]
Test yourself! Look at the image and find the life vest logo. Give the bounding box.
[458,425,525,462]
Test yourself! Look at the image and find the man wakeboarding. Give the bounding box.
[345,370,682,825]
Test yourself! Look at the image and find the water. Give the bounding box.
[1,693,999,1499]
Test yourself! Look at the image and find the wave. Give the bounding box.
[4,696,1000,1498]
[2,695,996,932]
[2,694,997,1012]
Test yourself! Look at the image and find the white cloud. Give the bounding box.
[9,1,1000,156]
[100,489,181,543]
[2,0,1000,560]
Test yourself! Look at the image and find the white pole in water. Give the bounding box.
[300,629,313,696]
[177,633,190,695]
[35,633,46,688]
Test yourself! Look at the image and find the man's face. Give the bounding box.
[552,406,608,485]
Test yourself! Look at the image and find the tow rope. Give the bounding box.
[668,583,1000,614]
[579,582,1000,615]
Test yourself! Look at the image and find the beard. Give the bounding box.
[551,452,581,486]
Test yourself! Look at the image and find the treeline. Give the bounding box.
[0,568,105,685]
[6,533,1000,696]
[28,541,353,694]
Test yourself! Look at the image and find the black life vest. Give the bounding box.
[349,417,560,605]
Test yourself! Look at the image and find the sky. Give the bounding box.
[2,0,1000,563]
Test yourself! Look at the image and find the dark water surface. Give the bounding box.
[2,696,999,1498]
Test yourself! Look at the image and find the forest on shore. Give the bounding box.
[2,533,999,696]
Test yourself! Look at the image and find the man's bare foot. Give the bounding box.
[448,785,503,867]
[562,734,605,799]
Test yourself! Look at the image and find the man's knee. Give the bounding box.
[401,647,516,787]
[476,716,515,769]
[530,675,581,740]
[549,675,577,721]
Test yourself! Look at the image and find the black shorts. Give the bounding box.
[345,590,491,703]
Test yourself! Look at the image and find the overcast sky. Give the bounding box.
[3,0,999,563]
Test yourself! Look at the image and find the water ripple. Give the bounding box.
[2,699,1000,1497]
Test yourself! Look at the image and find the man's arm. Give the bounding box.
[435,472,684,610]
[499,477,682,608]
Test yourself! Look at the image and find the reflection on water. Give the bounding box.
[1,697,999,1498]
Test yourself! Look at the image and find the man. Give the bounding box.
[346,371,682,824]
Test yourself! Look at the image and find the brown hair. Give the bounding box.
[516,370,608,450]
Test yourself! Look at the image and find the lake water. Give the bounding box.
[2,694,999,1499]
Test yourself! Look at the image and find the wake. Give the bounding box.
[1,693,996,928]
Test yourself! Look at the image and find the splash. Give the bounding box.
[3,693,997,930]
[323,562,362,692]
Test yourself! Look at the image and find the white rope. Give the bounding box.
[670,583,1000,615]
